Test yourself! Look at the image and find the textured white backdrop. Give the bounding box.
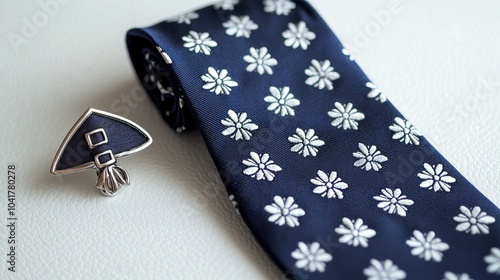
[0,0,499,279]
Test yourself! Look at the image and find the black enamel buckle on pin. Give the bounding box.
[50,108,153,196]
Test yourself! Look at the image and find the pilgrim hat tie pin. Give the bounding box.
[50,108,153,196]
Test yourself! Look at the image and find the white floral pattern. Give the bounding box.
[223,15,258,38]
[264,0,296,15]
[328,102,365,130]
[453,206,495,235]
[342,48,355,61]
[215,0,239,10]
[264,86,300,116]
[143,68,174,102]
[335,218,376,248]
[353,143,388,171]
[170,12,199,25]
[406,230,449,262]
[389,117,422,145]
[417,163,456,192]
[485,247,500,275]
[155,46,172,64]
[229,194,240,215]
[201,67,238,95]
[221,110,258,141]
[443,272,474,280]
[363,259,406,280]
[282,21,316,50]
[373,188,414,217]
[264,196,305,227]
[291,242,332,273]
[158,7,498,277]
[182,31,217,55]
[178,95,185,109]
[158,86,174,102]
[366,82,387,103]
[288,128,325,157]
[242,152,282,181]
[310,170,348,199]
[305,59,340,90]
[243,47,278,75]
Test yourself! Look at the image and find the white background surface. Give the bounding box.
[1,0,499,279]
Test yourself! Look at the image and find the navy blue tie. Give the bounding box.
[126,1,500,279]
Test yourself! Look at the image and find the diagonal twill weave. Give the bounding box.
[126,0,500,279]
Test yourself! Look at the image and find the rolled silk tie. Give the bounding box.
[126,1,500,279]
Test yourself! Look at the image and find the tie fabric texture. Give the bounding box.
[126,0,500,279]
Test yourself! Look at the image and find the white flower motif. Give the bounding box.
[282,21,316,50]
[243,47,278,75]
[264,196,305,227]
[221,110,258,141]
[264,86,300,117]
[182,31,217,55]
[170,12,199,25]
[373,188,414,217]
[363,259,406,280]
[328,102,365,130]
[156,46,172,64]
[485,247,500,275]
[335,218,376,248]
[406,230,449,262]
[310,170,348,199]
[291,242,332,273]
[288,128,325,157]
[353,143,388,171]
[223,15,258,38]
[389,117,422,145]
[242,152,282,181]
[179,94,185,109]
[443,272,474,280]
[305,59,340,90]
[143,67,174,102]
[342,48,355,61]
[215,0,239,10]
[228,194,240,215]
[366,82,387,103]
[201,67,238,95]
[159,86,174,102]
[453,206,495,235]
[417,163,456,192]
[264,0,296,16]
